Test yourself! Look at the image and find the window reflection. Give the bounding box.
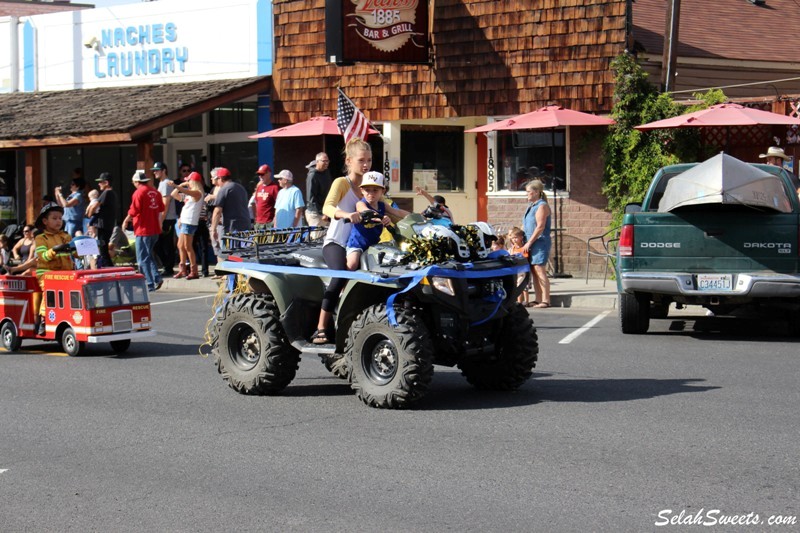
[497,130,567,192]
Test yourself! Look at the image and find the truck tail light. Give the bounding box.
[619,224,634,256]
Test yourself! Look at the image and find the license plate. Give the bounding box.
[697,274,733,291]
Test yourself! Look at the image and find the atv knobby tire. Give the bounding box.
[213,293,300,395]
[346,304,434,409]
[457,303,538,390]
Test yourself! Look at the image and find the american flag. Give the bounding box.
[337,88,370,142]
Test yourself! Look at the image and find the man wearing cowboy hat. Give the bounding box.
[759,146,790,167]
[121,171,165,292]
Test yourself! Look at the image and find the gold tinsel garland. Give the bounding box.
[399,225,487,266]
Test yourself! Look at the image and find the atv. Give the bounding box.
[208,213,538,409]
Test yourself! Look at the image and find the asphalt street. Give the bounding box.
[0,292,798,532]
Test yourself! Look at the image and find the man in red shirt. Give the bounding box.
[122,171,165,292]
[252,164,280,229]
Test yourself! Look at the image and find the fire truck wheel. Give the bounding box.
[110,339,131,354]
[61,327,85,357]
[1,322,22,352]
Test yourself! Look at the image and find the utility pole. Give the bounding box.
[660,0,681,93]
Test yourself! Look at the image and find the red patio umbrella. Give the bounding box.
[634,103,800,130]
[465,105,615,133]
[466,106,615,277]
[248,115,379,139]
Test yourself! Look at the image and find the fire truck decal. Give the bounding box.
[72,311,83,325]
[1,298,32,332]
[0,279,26,291]
[48,310,56,323]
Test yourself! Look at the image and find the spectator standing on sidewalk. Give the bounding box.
[121,171,164,292]
[521,179,551,309]
[305,152,332,227]
[54,177,86,237]
[251,164,280,229]
[193,175,213,278]
[94,172,118,268]
[210,167,252,244]
[273,170,305,229]
[153,161,178,276]
[205,168,224,264]
[169,171,205,280]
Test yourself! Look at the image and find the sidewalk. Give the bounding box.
[159,273,619,310]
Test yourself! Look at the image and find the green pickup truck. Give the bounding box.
[616,153,800,334]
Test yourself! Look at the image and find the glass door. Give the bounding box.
[171,144,207,186]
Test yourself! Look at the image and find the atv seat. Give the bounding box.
[290,248,328,269]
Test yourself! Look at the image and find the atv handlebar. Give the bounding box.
[343,209,382,225]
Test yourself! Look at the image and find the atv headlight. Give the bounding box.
[430,276,456,296]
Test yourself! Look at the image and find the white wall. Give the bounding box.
[8,0,265,92]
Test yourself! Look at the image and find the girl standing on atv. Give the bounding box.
[311,138,371,345]
[345,171,409,271]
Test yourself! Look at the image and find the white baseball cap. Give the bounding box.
[361,171,386,189]
[276,169,293,181]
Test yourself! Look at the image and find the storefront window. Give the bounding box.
[209,102,258,134]
[496,130,566,192]
[47,145,163,223]
[48,148,83,187]
[0,151,18,223]
[209,142,258,189]
[400,126,464,192]
[172,114,203,136]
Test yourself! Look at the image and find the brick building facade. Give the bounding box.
[270,0,627,278]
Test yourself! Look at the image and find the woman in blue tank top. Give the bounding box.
[521,179,552,308]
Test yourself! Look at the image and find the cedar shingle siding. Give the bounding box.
[272,0,627,124]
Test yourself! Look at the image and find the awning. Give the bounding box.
[0,76,270,148]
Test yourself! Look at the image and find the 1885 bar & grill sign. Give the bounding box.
[327,0,430,64]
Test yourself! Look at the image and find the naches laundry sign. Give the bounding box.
[93,22,189,79]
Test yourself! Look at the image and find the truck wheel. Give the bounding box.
[213,293,300,395]
[61,327,84,357]
[1,322,21,352]
[346,304,434,409]
[457,303,538,390]
[619,292,650,334]
[110,339,131,354]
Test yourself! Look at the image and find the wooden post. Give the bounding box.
[136,137,155,178]
[24,148,41,224]
[660,0,681,93]
[476,133,488,222]
[772,100,789,115]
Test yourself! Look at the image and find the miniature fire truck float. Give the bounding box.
[0,267,155,356]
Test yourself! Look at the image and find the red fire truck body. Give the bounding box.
[0,267,155,356]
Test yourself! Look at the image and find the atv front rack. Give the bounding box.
[221,226,325,261]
